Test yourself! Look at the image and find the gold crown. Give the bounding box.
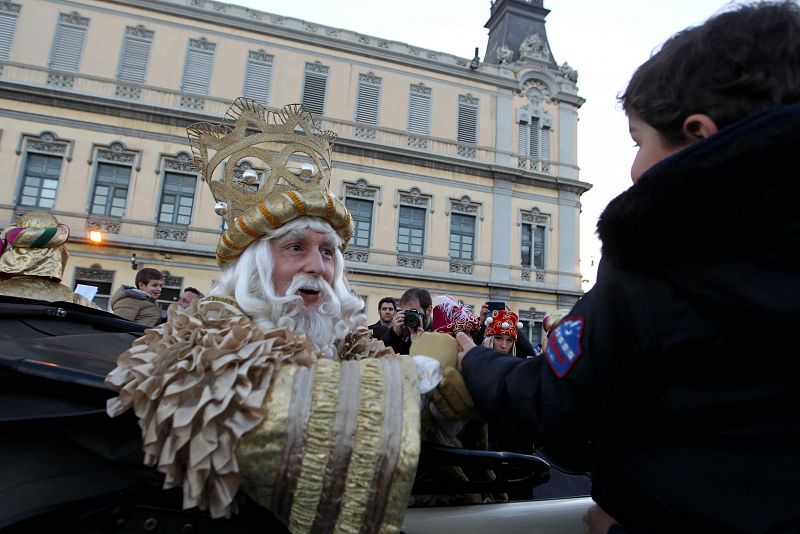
[187,99,353,265]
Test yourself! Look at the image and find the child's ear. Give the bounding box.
[682,114,718,141]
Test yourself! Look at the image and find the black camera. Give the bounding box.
[403,308,423,329]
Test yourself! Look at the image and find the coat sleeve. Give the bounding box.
[462,260,647,445]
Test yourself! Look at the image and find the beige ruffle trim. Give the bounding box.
[337,325,395,360]
[105,298,313,518]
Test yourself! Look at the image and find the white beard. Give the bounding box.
[250,274,343,359]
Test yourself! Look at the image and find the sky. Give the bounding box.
[233,0,734,289]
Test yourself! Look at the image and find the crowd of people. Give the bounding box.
[1,2,798,532]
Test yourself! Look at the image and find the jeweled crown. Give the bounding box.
[188,98,337,226]
[187,99,353,265]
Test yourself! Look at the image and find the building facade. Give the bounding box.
[0,0,589,347]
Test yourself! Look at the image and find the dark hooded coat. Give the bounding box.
[462,104,800,532]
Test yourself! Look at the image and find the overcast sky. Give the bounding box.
[234,0,734,289]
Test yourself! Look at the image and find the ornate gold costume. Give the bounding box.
[107,298,420,532]
[0,211,98,308]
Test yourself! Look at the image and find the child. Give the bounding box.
[110,267,164,325]
[456,2,800,531]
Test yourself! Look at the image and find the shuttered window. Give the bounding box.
[517,122,529,155]
[0,4,21,61]
[301,62,328,116]
[181,38,216,95]
[49,12,89,71]
[408,84,431,135]
[243,50,273,104]
[457,97,478,145]
[528,117,540,160]
[117,26,153,84]
[355,73,381,126]
[541,125,551,172]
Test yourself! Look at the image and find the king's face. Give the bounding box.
[270,227,337,306]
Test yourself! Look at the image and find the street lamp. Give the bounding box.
[89,230,103,244]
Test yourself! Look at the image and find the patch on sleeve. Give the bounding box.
[546,316,585,378]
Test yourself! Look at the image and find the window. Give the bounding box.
[457,94,479,158]
[449,213,475,260]
[355,73,381,135]
[397,206,425,254]
[90,163,130,217]
[243,49,274,104]
[517,104,553,173]
[117,25,153,85]
[158,274,184,312]
[73,266,114,310]
[301,62,328,116]
[520,319,543,349]
[0,2,21,61]
[408,84,432,135]
[49,12,89,72]
[181,37,216,102]
[521,223,546,269]
[346,197,373,248]
[19,153,62,208]
[158,172,196,225]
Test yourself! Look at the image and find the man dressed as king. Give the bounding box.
[105,99,450,533]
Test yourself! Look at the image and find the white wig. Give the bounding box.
[210,217,366,352]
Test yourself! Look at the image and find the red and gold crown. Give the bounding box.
[485,310,523,339]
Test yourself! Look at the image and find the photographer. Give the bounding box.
[381,287,432,354]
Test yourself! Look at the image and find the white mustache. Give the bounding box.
[284,274,331,296]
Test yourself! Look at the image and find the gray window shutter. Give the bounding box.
[408,84,431,135]
[49,12,89,72]
[541,126,551,159]
[302,62,328,116]
[181,38,216,95]
[0,4,21,61]
[355,73,381,125]
[117,26,153,84]
[243,50,274,104]
[528,117,540,159]
[457,96,478,144]
[518,122,529,155]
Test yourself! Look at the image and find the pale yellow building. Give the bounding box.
[0,0,589,347]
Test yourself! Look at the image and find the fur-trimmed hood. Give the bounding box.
[598,104,800,269]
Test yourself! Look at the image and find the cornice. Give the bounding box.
[102,0,524,90]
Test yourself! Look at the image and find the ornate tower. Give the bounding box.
[484,0,558,70]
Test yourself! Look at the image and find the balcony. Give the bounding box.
[0,60,563,176]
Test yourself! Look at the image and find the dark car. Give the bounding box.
[0,297,591,533]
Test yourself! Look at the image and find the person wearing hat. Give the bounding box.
[481,309,524,356]
[472,303,536,358]
[106,99,446,532]
[0,211,98,308]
